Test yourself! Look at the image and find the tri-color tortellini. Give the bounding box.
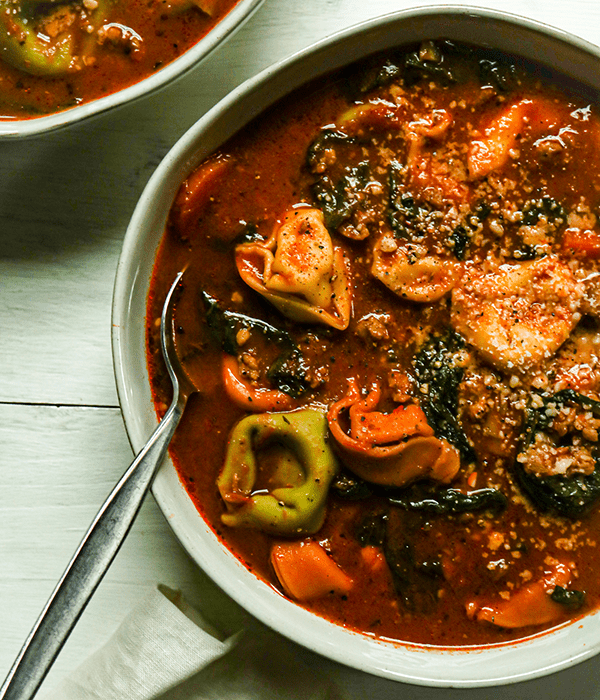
[327,378,460,488]
[217,391,460,536]
[451,256,584,371]
[217,410,339,535]
[149,36,600,644]
[235,207,353,330]
[0,0,108,75]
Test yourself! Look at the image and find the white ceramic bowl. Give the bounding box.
[0,0,262,139]
[112,6,600,687]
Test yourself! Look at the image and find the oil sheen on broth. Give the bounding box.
[146,40,600,646]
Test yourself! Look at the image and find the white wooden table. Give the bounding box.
[3,1,600,697]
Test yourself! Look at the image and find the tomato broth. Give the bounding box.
[147,40,600,646]
[0,0,238,119]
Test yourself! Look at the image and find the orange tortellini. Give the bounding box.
[327,379,460,488]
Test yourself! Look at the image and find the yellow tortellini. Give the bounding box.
[235,207,352,330]
[371,236,461,303]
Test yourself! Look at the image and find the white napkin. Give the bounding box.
[40,585,343,700]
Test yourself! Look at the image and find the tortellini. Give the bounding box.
[221,354,296,412]
[467,560,574,629]
[451,256,584,371]
[0,0,107,76]
[0,1,74,75]
[327,379,460,487]
[468,100,532,179]
[468,97,579,179]
[217,410,339,535]
[372,237,462,303]
[235,207,352,329]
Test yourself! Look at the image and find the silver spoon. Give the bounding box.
[0,270,195,700]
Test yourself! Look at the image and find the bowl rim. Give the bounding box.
[0,0,263,139]
[112,4,600,687]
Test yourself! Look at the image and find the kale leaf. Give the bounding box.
[389,487,507,514]
[521,196,566,226]
[383,526,440,613]
[515,390,600,518]
[447,201,490,259]
[312,161,371,230]
[306,129,355,171]
[266,346,311,398]
[517,466,600,519]
[412,330,476,464]
[202,292,312,399]
[448,224,470,260]
[404,47,456,86]
[550,585,586,610]
[355,511,388,547]
[202,291,292,354]
[387,160,421,239]
[478,58,517,92]
[331,470,374,500]
[342,56,404,97]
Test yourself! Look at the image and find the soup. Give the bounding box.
[146,40,600,646]
[0,0,238,118]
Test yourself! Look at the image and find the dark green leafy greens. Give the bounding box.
[331,470,374,500]
[389,487,507,514]
[521,196,566,226]
[550,585,586,610]
[515,390,600,518]
[383,538,440,612]
[478,58,517,92]
[312,161,371,230]
[341,54,404,97]
[403,45,456,86]
[202,291,291,354]
[448,224,469,260]
[355,511,441,612]
[412,330,476,463]
[201,292,310,398]
[514,196,567,259]
[355,511,387,547]
[306,129,355,171]
[342,40,455,97]
[332,468,505,514]
[266,346,311,398]
[473,201,492,222]
[387,160,421,239]
[518,467,600,518]
[447,202,490,259]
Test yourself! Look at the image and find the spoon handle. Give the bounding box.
[0,400,184,700]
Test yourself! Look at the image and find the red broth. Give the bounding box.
[147,41,600,646]
[0,0,239,119]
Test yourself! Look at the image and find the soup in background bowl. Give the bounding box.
[112,6,600,686]
[0,0,262,137]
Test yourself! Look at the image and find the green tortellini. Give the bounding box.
[0,2,73,76]
[0,0,108,76]
[217,409,339,535]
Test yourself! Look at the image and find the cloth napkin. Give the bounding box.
[40,585,343,700]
